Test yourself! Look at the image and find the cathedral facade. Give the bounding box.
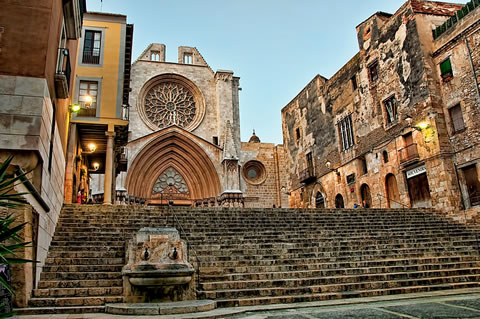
[113,44,288,208]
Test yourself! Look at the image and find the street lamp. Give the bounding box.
[325,161,340,176]
[87,143,96,153]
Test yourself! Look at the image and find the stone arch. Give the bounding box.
[385,173,400,208]
[335,194,344,208]
[125,130,221,205]
[311,183,327,208]
[360,183,372,208]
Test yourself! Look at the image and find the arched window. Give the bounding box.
[335,194,344,208]
[315,192,325,208]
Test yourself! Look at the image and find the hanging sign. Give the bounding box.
[406,165,426,179]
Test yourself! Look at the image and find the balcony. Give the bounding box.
[299,166,316,184]
[82,51,100,64]
[54,48,71,99]
[398,143,420,165]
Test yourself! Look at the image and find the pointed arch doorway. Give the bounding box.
[125,129,221,205]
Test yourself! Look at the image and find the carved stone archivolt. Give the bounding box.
[138,74,205,132]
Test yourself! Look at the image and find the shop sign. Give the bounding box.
[406,165,426,179]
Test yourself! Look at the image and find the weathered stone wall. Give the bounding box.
[0,76,66,286]
[240,142,288,208]
[282,0,477,214]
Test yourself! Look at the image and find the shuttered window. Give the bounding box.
[449,104,465,133]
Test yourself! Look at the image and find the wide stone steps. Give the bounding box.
[199,274,480,299]
[44,257,124,265]
[33,286,123,298]
[199,256,480,275]
[200,267,480,290]
[15,305,105,315]
[28,295,123,307]
[200,261,480,281]
[40,271,122,281]
[214,282,480,307]
[27,205,480,313]
[38,279,123,289]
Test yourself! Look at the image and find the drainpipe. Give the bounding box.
[464,37,480,102]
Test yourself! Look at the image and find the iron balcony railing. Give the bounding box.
[54,48,71,98]
[82,50,100,64]
[299,166,316,184]
[398,143,420,164]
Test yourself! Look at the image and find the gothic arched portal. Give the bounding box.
[125,128,221,205]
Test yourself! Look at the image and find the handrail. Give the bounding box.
[167,205,201,290]
[377,193,408,208]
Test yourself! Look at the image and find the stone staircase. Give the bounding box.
[18,205,480,314]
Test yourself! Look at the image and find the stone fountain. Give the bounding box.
[122,227,195,303]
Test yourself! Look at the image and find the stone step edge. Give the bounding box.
[201,261,480,278]
[105,300,216,316]
[202,273,480,294]
[201,266,480,285]
[13,305,105,315]
[212,282,480,305]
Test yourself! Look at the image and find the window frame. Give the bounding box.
[383,95,398,125]
[448,103,465,134]
[368,60,379,83]
[440,57,453,82]
[78,27,105,67]
[73,76,103,118]
[338,114,355,151]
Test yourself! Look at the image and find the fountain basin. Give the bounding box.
[124,264,194,287]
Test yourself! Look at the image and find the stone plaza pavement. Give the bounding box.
[15,288,480,318]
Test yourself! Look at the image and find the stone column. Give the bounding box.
[103,131,115,205]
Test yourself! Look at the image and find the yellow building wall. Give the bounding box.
[73,19,123,121]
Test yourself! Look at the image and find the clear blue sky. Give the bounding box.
[87,0,409,144]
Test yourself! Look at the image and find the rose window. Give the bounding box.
[152,167,189,195]
[144,82,197,129]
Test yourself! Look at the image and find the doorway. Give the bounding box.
[360,184,372,207]
[385,174,400,208]
[406,166,432,208]
[315,192,325,208]
[463,165,480,207]
[335,194,344,208]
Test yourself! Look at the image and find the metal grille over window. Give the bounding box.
[449,104,465,133]
[144,82,196,129]
[83,30,101,64]
[384,96,398,124]
[338,114,354,151]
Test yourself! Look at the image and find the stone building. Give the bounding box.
[108,44,287,208]
[0,0,86,305]
[281,0,480,214]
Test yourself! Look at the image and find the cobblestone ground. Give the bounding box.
[226,295,480,319]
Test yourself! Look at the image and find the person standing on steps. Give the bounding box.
[362,200,369,208]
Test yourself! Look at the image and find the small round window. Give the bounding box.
[243,160,266,185]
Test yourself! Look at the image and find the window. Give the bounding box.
[338,114,354,151]
[151,51,160,61]
[351,74,358,90]
[78,80,98,117]
[295,127,301,140]
[384,95,398,124]
[449,104,465,133]
[368,60,379,82]
[82,30,101,64]
[383,150,389,163]
[306,152,313,172]
[183,53,192,64]
[440,58,453,81]
[212,136,218,145]
[360,157,368,175]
